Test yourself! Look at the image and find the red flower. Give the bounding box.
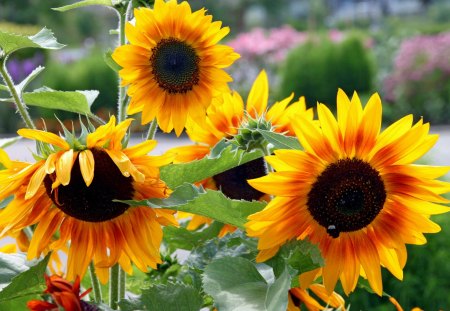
[27,275,93,311]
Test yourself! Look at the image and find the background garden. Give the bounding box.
[1,0,449,309]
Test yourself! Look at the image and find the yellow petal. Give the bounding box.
[18,129,69,150]
[56,149,75,186]
[246,70,268,118]
[79,150,95,186]
[25,163,46,199]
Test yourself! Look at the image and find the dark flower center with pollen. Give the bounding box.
[44,148,134,222]
[213,157,267,201]
[307,158,386,238]
[150,38,200,94]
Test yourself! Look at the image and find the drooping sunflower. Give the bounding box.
[112,0,240,136]
[287,284,345,311]
[246,89,450,296]
[172,70,314,236]
[0,116,177,283]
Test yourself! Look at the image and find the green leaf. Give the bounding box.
[160,146,264,189]
[23,87,98,115]
[53,0,113,12]
[0,253,50,309]
[0,27,64,55]
[0,136,21,149]
[257,129,301,150]
[0,84,8,91]
[17,65,45,93]
[286,240,324,274]
[163,222,224,251]
[126,184,266,229]
[119,284,203,311]
[203,257,290,311]
[104,50,122,72]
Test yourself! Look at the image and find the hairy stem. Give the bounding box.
[146,119,158,140]
[109,264,120,309]
[116,8,128,123]
[0,59,36,129]
[89,262,103,303]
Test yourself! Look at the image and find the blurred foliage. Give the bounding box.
[37,49,117,125]
[278,34,374,110]
[0,0,117,46]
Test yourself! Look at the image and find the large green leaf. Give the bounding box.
[125,184,266,229]
[163,222,224,251]
[203,257,291,311]
[160,146,264,189]
[23,87,98,115]
[119,283,203,311]
[0,27,64,55]
[257,129,301,150]
[0,254,50,309]
[53,0,114,12]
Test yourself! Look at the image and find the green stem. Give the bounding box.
[116,8,128,123]
[119,267,126,300]
[146,119,158,140]
[109,264,120,309]
[89,262,103,304]
[0,59,36,129]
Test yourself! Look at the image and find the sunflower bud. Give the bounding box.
[231,115,274,152]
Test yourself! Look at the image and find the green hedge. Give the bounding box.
[278,35,374,110]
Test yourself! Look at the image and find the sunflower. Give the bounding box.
[112,0,239,136]
[246,89,450,296]
[172,70,313,236]
[288,284,345,311]
[0,116,177,283]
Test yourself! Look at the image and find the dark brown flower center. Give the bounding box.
[307,158,386,238]
[213,157,267,201]
[44,148,134,222]
[150,38,200,94]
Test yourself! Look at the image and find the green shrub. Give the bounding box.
[278,34,374,110]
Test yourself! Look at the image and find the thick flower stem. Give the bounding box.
[116,8,128,123]
[146,119,158,140]
[119,267,126,300]
[109,264,120,309]
[89,262,103,303]
[0,59,36,129]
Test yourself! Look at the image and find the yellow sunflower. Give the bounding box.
[246,89,450,296]
[186,70,313,145]
[112,0,239,136]
[0,116,177,283]
[288,284,345,311]
[172,70,313,236]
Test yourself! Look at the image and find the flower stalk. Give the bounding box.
[89,262,103,304]
[109,264,120,309]
[116,7,128,123]
[0,58,36,129]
